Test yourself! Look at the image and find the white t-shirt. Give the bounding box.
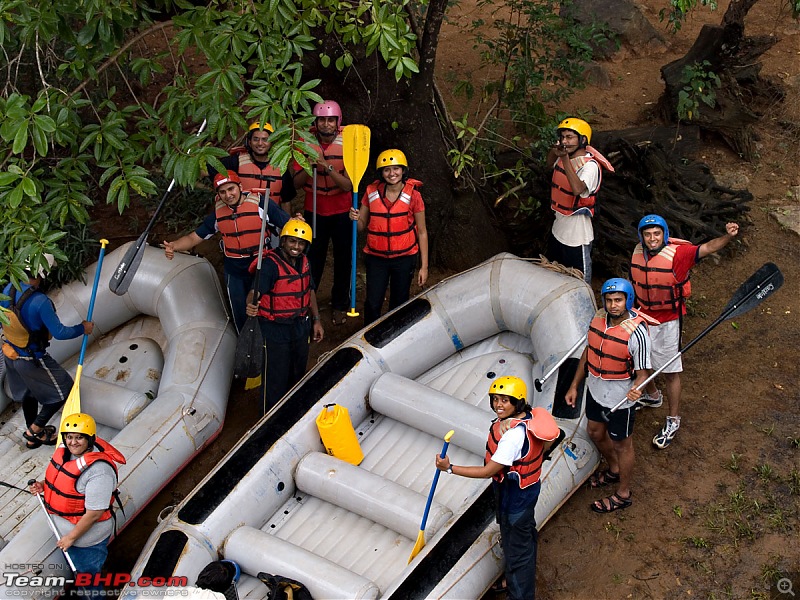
[490,425,526,466]
[551,157,601,247]
[587,318,652,409]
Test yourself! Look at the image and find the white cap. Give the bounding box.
[25,253,57,278]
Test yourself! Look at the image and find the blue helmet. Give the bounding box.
[638,214,669,245]
[601,278,635,311]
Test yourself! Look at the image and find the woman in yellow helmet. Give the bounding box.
[349,149,429,325]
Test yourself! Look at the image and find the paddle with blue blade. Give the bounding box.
[59,239,109,429]
[603,262,784,420]
[341,124,371,318]
[409,429,455,563]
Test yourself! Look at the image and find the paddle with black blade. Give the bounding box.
[602,262,784,421]
[109,119,208,295]
[233,186,270,391]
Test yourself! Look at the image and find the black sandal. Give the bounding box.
[36,425,58,445]
[588,468,620,488]
[22,430,43,449]
[591,492,633,514]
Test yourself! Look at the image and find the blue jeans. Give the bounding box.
[498,488,539,600]
[69,536,110,597]
[225,271,254,334]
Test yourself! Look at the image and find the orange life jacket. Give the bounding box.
[302,130,345,196]
[363,179,422,258]
[587,309,648,380]
[232,150,284,205]
[257,250,312,322]
[550,147,614,217]
[43,437,126,524]
[630,240,693,312]
[215,193,263,259]
[485,416,546,489]
[1,286,51,354]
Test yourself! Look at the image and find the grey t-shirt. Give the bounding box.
[52,453,117,547]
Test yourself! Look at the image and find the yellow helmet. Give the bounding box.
[376,149,408,169]
[489,376,527,402]
[61,413,97,437]
[556,118,592,145]
[280,218,312,243]
[248,122,274,133]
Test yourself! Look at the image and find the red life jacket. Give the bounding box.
[363,179,422,258]
[302,130,345,197]
[485,416,546,489]
[630,240,693,312]
[257,250,312,322]
[587,309,648,380]
[550,147,614,217]
[43,437,126,524]
[231,150,284,205]
[215,193,263,259]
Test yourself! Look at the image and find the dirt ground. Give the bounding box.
[105,1,799,598]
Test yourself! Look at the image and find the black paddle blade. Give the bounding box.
[722,262,783,320]
[233,317,264,382]
[109,237,147,295]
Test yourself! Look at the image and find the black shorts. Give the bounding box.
[586,390,635,441]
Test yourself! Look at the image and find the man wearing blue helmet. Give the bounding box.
[631,215,739,449]
[565,278,653,513]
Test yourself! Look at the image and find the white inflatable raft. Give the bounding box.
[0,244,236,596]
[125,253,600,600]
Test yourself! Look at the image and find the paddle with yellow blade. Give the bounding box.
[341,124,371,318]
[59,239,109,428]
[409,429,455,563]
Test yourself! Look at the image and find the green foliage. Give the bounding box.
[659,0,718,32]
[0,0,420,288]
[676,61,721,121]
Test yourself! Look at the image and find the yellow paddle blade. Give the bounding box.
[408,530,426,563]
[341,124,371,191]
[59,364,83,431]
[244,374,262,391]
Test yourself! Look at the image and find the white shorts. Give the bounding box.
[650,319,682,373]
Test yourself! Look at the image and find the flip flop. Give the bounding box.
[591,492,632,514]
[489,578,507,594]
[588,468,620,488]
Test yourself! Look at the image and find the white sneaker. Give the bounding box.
[637,389,663,410]
[653,416,680,449]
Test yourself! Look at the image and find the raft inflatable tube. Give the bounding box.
[0,244,236,597]
[124,253,600,600]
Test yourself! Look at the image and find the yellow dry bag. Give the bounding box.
[315,404,364,466]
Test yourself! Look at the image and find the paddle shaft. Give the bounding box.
[28,480,77,573]
[534,334,587,392]
[77,240,109,366]
[312,169,317,240]
[341,125,370,317]
[109,119,208,294]
[348,191,359,316]
[419,438,451,532]
[604,262,783,417]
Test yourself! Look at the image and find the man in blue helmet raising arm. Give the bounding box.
[545,118,614,283]
[565,279,653,513]
[630,215,739,449]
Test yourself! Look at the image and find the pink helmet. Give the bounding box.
[313,100,342,124]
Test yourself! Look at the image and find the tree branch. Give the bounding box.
[70,20,173,99]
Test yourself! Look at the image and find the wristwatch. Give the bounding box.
[446,466,453,475]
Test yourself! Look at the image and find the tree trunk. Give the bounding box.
[657,0,783,160]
